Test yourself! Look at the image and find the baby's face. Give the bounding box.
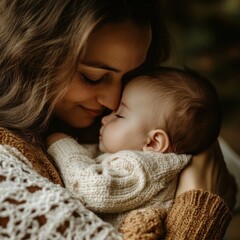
[99,79,153,153]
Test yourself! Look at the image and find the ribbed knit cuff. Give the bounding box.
[165,190,232,240]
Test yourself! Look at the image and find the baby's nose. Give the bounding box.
[101,113,114,125]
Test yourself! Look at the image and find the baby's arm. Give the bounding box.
[47,137,190,213]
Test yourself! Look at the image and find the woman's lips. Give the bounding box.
[80,106,103,117]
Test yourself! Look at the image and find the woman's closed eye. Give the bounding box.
[80,73,105,85]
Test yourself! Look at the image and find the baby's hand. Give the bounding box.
[47,133,70,147]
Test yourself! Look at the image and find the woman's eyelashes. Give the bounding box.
[80,73,105,85]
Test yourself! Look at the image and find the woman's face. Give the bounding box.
[54,20,152,128]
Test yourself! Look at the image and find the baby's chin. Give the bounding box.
[98,141,120,153]
[98,141,107,153]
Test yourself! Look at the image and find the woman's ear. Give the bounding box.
[143,129,170,153]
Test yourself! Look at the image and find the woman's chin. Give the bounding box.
[70,118,96,129]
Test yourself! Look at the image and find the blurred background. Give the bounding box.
[164,0,240,155]
[163,1,240,239]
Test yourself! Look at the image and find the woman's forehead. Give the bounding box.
[81,20,152,73]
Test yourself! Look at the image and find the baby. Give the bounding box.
[47,66,221,228]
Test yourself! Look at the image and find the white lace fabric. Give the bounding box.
[0,144,122,239]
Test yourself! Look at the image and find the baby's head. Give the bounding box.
[99,66,221,154]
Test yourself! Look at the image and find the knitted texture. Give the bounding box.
[164,190,232,240]
[48,137,191,228]
[0,128,63,186]
[119,207,167,240]
[0,129,122,239]
[118,190,232,240]
[0,128,232,239]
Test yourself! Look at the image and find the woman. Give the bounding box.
[0,0,235,239]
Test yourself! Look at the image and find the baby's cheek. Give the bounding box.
[101,127,119,152]
[112,132,129,152]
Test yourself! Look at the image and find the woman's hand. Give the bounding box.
[176,141,237,210]
[46,132,71,147]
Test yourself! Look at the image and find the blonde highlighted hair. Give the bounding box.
[0,0,170,142]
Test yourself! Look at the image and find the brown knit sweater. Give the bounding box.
[0,128,232,239]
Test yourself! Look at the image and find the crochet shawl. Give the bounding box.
[0,128,121,239]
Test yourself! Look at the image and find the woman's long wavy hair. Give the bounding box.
[0,0,170,144]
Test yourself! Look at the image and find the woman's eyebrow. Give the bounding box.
[81,61,121,73]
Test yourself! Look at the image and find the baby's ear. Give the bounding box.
[143,129,170,153]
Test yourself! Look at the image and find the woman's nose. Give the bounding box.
[98,82,122,110]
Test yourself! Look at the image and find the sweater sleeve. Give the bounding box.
[0,144,122,239]
[164,190,232,240]
[119,190,231,240]
[48,137,191,213]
